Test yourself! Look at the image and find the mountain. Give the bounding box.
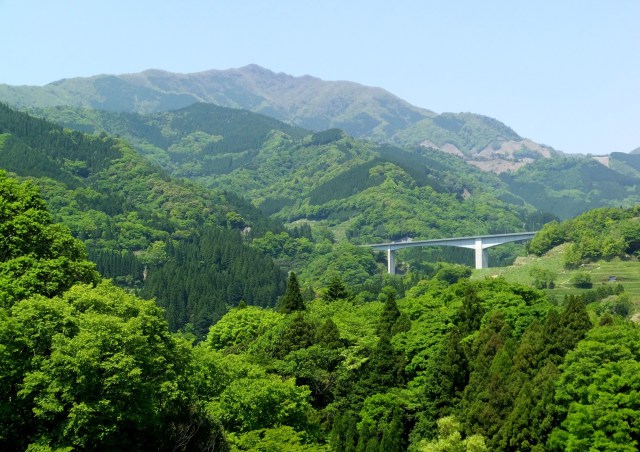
[32,99,640,230]
[0,103,287,334]
[37,103,545,249]
[500,154,640,219]
[0,65,554,163]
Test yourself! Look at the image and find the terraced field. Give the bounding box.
[473,244,640,303]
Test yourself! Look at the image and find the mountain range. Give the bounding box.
[1,64,639,226]
[0,64,558,166]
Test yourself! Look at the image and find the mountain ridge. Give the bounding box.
[0,65,555,163]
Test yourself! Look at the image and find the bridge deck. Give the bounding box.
[367,232,536,251]
[364,232,537,271]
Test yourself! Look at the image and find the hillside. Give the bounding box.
[34,101,640,264]
[0,103,287,335]
[500,155,640,219]
[38,104,544,246]
[0,65,554,162]
[7,170,640,451]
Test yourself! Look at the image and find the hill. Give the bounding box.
[0,65,554,162]
[0,103,287,335]
[500,155,640,219]
[37,104,545,246]
[7,171,640,451]
[33,101,640,266]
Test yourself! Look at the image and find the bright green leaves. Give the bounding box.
[550,322,640,451]
[0,172,99,307]
[205,305,284,351]
[1,281,216,450]
[211,376,312,433]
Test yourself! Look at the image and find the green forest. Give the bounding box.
[2,101,640,450]
[3,172,640,450]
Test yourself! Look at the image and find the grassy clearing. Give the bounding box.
[473,244,640,303]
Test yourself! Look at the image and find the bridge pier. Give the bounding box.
[474,238,489,269]
[387,248,396,275]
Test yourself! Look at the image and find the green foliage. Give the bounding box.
[280,272,306,314]
[205,306,283,351]
[322,274,351,302]
[228,426,327,451]
[1,282,226,451]
[528,206,640,267]
[377,289,401,337]
[0,103,295,343]
[434,263,472,285]
[528,266,557,289]
[317,318,343,349]
[141,228,286,336]
[569,272,592,288]
[275,312,317,358]
[502,156,640,220]
[36,103,542,275]
[419,416,487,452]
[210,375,313,433]
[0,172,100,307]
[549,321,640,451]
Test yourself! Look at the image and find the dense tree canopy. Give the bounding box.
[0,171,99,307]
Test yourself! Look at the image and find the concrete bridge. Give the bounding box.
[365,232,536,273]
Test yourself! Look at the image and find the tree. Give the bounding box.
[275,312,317,358]
[279,272,305,313]
[211,375,312,433]
[558,295,592,354]
[380,407,404,452]
[529,267,557,289]
[317,318,343,349]
[377,289,400,337]
[0,172,100,307]
[420,416,487,452]
[457,285,485,336]
[569,272,592,289]
[391,312,412,335]
[322,274,351,302]
[424,326,469,431]
[1,282,224,451]
[549,322,640,451]
[434,263,472,285]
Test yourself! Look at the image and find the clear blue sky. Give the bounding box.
[1,0,638,154]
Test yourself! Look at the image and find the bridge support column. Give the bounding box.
[474,238,488,269]
[387,248,396,274]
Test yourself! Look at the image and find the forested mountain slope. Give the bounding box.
[5,172,640,450]
[0,65,553,159]
[40,101,640,232]
[501,155,640,219]
[0,103,286,335]
[38,103,546,248]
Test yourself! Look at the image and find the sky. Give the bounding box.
[1,0,638,155]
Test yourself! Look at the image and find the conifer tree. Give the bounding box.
[357,419,375,452]
[458,285,485,336]
[317,318,342,349]
[377,289,400,337]
[380,408,404,452]
[558,295,592,353]
[344,414,358,452]
[391,312,412,335]
[322,274,351,301]
[279,271,305,313]
[275,312,317,358]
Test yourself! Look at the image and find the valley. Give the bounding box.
[1,65,640,451]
